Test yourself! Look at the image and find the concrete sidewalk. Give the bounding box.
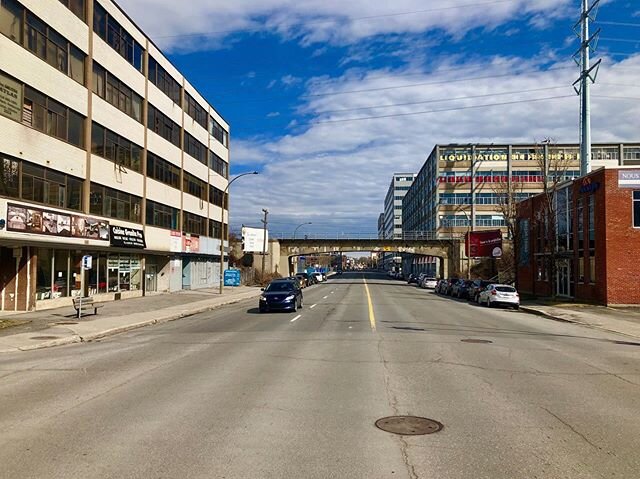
[0,286,261,353]
[520,301,640,339]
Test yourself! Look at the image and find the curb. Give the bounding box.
[9,292,261,353]
[520,306,640,339]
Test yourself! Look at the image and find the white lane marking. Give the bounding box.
[290,315,302,323]
[323,295,328,299]
[310,304,317,309]
[331,291,335,294]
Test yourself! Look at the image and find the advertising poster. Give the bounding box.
[7,204,109,240]
[465,230,503,258]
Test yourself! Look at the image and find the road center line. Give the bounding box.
[290,315,302,323]
[362,277,377,332]
[310,304,317,309]
[323,295,328,299]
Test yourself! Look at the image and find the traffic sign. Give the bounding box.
[82,255,92,270]
[224,269,241,287]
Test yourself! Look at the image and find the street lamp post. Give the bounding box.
[218,171,258,294]
[293,222,312,239]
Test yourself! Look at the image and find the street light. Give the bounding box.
[218,171,259,294]
[293,222,312,239]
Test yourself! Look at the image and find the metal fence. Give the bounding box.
[271,231,462,241]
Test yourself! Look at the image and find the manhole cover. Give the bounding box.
[375,416,443,435]
[30,336,59,340]
[461,339,493,344]
[614,340,640,346]
[55,321,78,325]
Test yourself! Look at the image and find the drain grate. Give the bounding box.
[30,336,59,340]
[461,339,493,344]
[375,416,443,435]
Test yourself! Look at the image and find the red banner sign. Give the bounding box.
[465,230,503,258]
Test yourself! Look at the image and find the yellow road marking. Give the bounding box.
[363,277,377,332]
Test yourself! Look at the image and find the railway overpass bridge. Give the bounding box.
[272,236,464,278]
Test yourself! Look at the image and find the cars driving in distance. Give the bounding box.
[259,279,303,313]
[477,284,520,309]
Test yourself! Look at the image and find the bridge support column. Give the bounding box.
[279,255,293,277]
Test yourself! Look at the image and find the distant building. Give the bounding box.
[0,0,230,311]
[383,173,415,239]
[517,168,640,305]
[377,212,385,239]
[402,143,637,239]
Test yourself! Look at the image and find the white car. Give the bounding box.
[478,284,520,309]
[311,272,324,283]
[421,277,438,289]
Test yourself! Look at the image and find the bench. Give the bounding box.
[72,296,104,318]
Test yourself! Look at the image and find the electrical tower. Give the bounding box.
[573,0,602,176]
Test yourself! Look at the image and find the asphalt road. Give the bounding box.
[1,271,639,478]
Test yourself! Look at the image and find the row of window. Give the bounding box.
[90,182,141,222]
[210,152,228,179]
[148,104,180,147]
[439,215,506,228]
[1,0,86,84]
[92,61,143,122]
[22,84,85,148]
[183,171,207,201]
[184,131,207,164]
[439,193,533,205]
[93,1,143,72]
[1,156,83,210]
[148,56,181,105]
[91,122,143,172]
[185,92,208,129]
[147,151,180,188]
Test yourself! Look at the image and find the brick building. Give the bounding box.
[516,168,640,305]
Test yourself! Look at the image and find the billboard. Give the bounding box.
[465,230,503,258]
[242,226,268,253]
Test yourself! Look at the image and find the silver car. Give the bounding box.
[478,284,520,309]
[420,277,438,289]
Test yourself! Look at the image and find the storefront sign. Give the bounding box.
[183,233,200,253]
[0,73,22,122]
[618,170,640,188]
[170,230,182,252]
[109,226,146,248]
[440,151,579,162]
[465,230,503,258]
[6,204,109,240]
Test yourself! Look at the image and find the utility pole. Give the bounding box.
[573,0,601,176]
[261,208,268,281]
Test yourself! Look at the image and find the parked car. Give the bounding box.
[407,274,418,284]
[435,279,450,294]
[259,279,303,313]
[295,274,309,288]
[449,279,466,297]
[420,276,438,289]
[311,272,324,283]
[455,280,474,299]
[478,284,520,309]
[468,279,492,303]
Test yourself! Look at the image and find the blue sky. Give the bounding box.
[119,0,640,236]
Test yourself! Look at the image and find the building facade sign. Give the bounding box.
[0,73,22,122]
[6,203,109,240]
[618,170,640,188]
[440,151,579,162]
[465,230,503,258]
[519,218,530,265]
[109,225,146,248]
[183,233,200,253]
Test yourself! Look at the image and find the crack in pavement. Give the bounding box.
[541,407,602,451]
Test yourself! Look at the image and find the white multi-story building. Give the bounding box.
[383,173,415,239]
[0,0,231,311]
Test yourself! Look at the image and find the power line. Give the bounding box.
[600,37,640,44]
[599,21,640,28]
[218,66,576,104]
[306,94,574,125]
[152,0,522,39]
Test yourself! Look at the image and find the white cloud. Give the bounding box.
[118,0,575,51]
[229,54,640,234]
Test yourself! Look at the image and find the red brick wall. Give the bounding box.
[602,169,640,304]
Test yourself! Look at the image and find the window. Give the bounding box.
[209,117,228,147]
[634,191,640,228]
[589,255,596,284]
[183,131,207,164]
[91,122,142,172]
[185,92,207,129]
[578,257,585,283]
[2,156,82,210]
[59,0,85,21]
[209,152,228,179]
[0,2,86,84]
[146,200,178,230]
[209,185,227,208]
[93,2,143,72]
[183,211,206,236]
[92,61,142,122]
[577,198,584,252]
[208,219,223,239]
[148,56,181,105]
[588,195,595,250]
[0,156,19,198]
[148,104,180,147]
[22,85,85,147]
[147,152,180,188]
[90,183,141,222]
[183,172,206,201]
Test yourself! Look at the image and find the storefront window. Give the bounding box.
[36,248,53,300]
[104,254,141,292]
[53,249,69,298]
[70,252,83,297]
[98,254,108,293]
